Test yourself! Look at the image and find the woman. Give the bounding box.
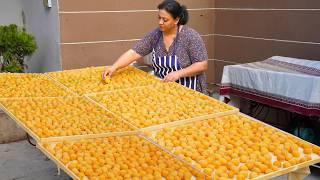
[102,0,208,94]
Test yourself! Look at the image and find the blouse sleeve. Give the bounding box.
[132,28,160,57]
[187,29,208,63]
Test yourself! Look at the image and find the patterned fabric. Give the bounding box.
[220,56,320,115]
[262,58,320,76]
[133,26,208,94]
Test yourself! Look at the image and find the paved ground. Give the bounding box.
[0,140,69,180]
[0,140,319,180]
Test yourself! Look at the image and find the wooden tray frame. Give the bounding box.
[140,108,239,131]
[37,134,207,180]
[141,112,320,180]
[41,130,139,143]
[0,74,76,99]
[86,85,239,131]
[0,96,139,143]
[47,66,161,96]
[12,66,319,179]
[0,102,42,142]
[240,112,320,180]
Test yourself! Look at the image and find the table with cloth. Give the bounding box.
[220,56,320,116]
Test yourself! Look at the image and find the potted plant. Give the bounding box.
[0,24,37,73]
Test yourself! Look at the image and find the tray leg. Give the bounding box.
[287,167,310,180]
[57,166,61,176]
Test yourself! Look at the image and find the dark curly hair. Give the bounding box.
[157,0,189,25]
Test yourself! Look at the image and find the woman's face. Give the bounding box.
[158,9,179,32]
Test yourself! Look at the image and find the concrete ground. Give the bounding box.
[0,140,320,180]
[0,140,69,180]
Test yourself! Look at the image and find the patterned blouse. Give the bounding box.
[133,26,208,94]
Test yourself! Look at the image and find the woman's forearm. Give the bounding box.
[178,60,208,78]
[112,49,142,70]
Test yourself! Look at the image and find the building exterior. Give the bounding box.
[1,0,320,84]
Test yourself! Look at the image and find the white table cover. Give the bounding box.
[221,56,320,107]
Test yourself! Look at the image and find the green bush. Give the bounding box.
[0,24,37,72]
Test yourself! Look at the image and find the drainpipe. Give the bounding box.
[0,53,3,72]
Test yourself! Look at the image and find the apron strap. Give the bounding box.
[172,26,180,56]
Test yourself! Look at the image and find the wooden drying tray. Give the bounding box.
[85,84,239,132]
[140,112,320,180]
[39,95,140,143]
[46,66,106,96]
[239,112,320,180]
[46,65,156,79]
[46,66,160,95]
[37,133,207,180]
[0,73,78,99]
[37,135,152,180]
[0,98,139,143]
[0,101,42,142]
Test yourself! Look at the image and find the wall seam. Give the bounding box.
[60,33,320,46]
[59,8,320,14]
[214,34,320,45]
[208,58,239,64]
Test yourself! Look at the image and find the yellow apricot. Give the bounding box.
[0,97,134,138]
[303,147,313,154]
[48,66,160,95]
[43,136,204,179]
[0,73,70,98]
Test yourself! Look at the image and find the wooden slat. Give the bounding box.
[41,130,138,143]
[0,96,70,101]
[140,108,239,132]
[84,95,140,130]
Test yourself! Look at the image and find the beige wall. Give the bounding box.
[213,0,320,83]
[58,0,320,85]
[58,0,215,82]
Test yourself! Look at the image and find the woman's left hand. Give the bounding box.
[163,71,182,82]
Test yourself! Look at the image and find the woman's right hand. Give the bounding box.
[101,49,141,80]
[102,66,117,80]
